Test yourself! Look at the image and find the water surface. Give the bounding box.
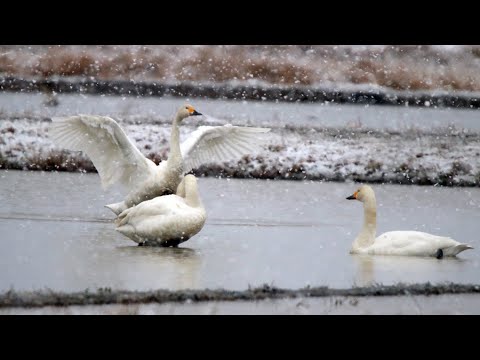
[1,170,478,292]
[1,92,480,131]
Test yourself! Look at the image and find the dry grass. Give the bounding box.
[25,151,96,172]
[1,45,480,91]
[175,46,313,84]
[32,49,97,77]
[0,53,14,74]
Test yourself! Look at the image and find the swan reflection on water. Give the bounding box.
[114,245,202,290]
[116,245,198,259]
[352,253,469,287]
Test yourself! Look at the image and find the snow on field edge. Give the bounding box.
[1,117,479,187]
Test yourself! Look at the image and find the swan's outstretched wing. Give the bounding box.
[180,125,270,173]
[49,115,156,190]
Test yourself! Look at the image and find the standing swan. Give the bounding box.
[115,174,206,247]
[346,185,473,258]
[50,104,270,214]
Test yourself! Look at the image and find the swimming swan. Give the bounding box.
[115,174,206,247]
[50,104,270,214]
[346,185,473,258]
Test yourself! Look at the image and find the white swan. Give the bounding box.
[346,185,473,258]
[114,174,206,247]
[49,104,270,214]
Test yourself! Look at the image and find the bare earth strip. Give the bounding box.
[0,283,479,314]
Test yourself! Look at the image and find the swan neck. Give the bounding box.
[168,115,183,165]
[176,176,186,198]
[354,195,377,249]
[185,181,202,208]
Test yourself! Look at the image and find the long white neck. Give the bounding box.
[167,113,183,170]
[176,176,186,198]
[353,194,377,250]
[185,180,203,209]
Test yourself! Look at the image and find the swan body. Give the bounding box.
[346,185,473,258]
[115,174,206,247]
[50,104,270,214]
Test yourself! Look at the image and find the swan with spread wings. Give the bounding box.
[50,104,270,214]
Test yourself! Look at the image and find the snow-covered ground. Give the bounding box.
[1,115,479,186]
[1,90,478,187]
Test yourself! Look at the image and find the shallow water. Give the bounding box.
[1,92,480,131]
[0,170,478,292]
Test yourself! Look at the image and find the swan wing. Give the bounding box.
[180,125,270,173]
[373,231,458,255]
[49,115,156,190]
[116,195,187,226]
[132,195,187,217]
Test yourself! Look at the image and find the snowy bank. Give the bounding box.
[1,116,479,187]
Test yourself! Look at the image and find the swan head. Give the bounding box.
[346,184,375,203]
[177,104,202,121]
[184,174,198,187]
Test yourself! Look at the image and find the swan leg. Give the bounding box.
[136,238,187,247]
[161,238,182,247]
[435,249,444,259]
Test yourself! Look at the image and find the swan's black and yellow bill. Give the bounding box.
[186,105,202,116]
[346,191,358,200]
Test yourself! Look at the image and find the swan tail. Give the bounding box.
[116,224,136,239]
[116,225,144,244]
[456,244,474,251]
[447,243,474,256]
[105,201,127,215]
[114,207,133,226]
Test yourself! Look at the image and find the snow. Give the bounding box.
[1,115,479,187]
[2,45,480,93]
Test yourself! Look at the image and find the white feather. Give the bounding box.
[115,175,207,246]
[348,185,474,257]
[367,231,472,257]
[49,108,270,214]
[49,115,156,190]
[180,125,270,173]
